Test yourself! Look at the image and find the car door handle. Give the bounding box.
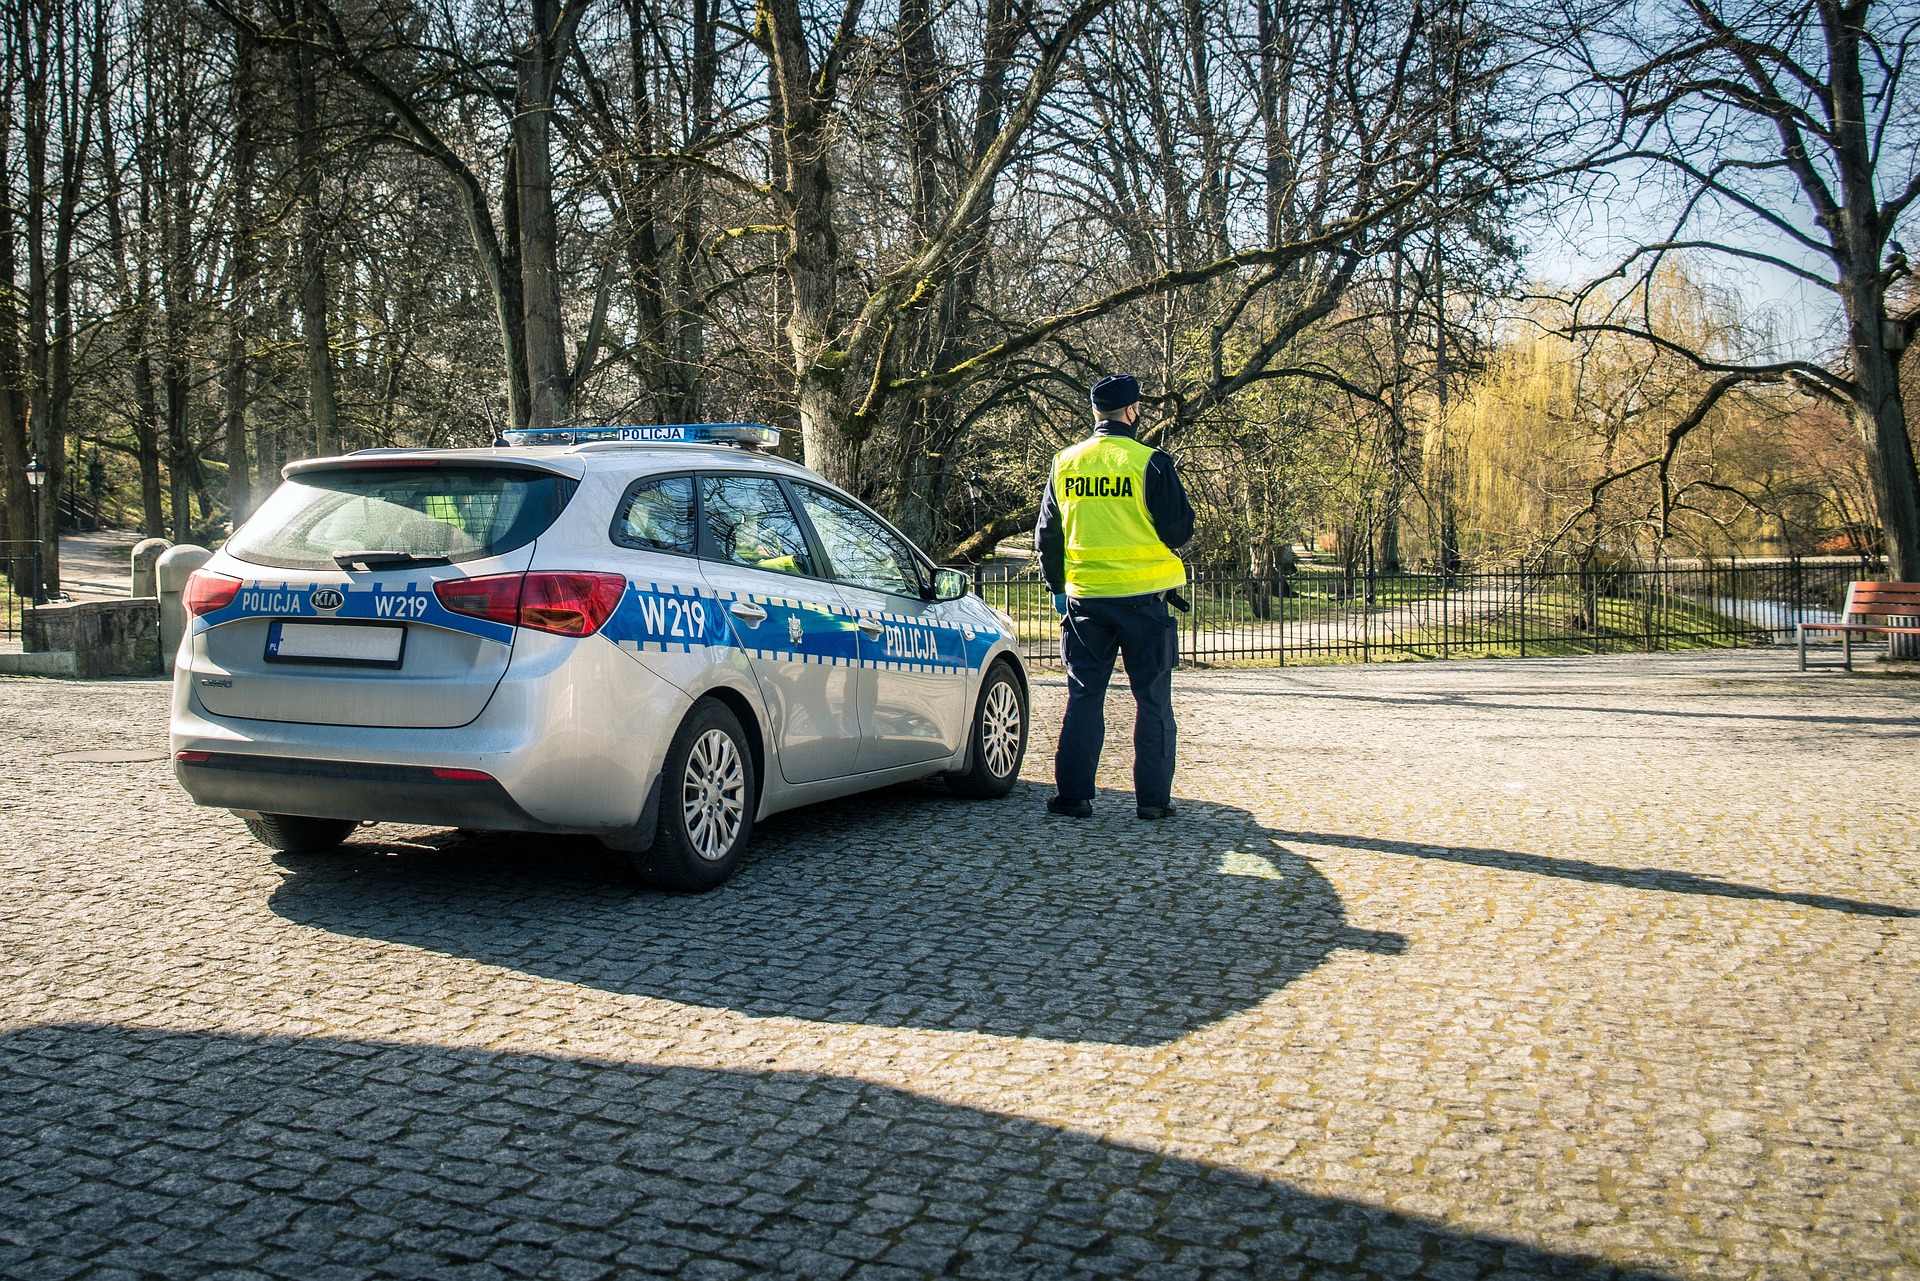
[857,619,884,638]
[729,601,768,625]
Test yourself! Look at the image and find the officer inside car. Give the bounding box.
[1035,373,1195,820]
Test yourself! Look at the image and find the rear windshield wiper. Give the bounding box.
[331,550,453,570]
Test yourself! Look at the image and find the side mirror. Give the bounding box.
[930,567,970,601]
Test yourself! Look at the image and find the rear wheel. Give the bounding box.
[633,701,756,892]
[947,661,1026,799]
[241,813,357,854]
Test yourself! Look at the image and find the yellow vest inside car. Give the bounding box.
[1050,433,1188,597]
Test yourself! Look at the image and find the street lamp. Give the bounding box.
[24,454,46,603]
[965,473,984,534]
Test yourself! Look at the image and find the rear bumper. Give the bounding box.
[169,629,696,832]
[175,753,541,829]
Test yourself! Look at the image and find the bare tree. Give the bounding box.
[1559,0,1919,580]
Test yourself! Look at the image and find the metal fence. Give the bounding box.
[0,540,43,642]
[979,556,1890,667]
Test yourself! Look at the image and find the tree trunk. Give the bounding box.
[160,21,194,541]
[761,0,857,485]
[1254,0,1293,246]
[1380,253,1407,571]
[165,365,192,540]
[223,12,258,521]
[19,1,62,591]
[1824,0,1919,652]
[883,0,1013,542]
[290,0,338,455]
[95,26,162,536]
[671,0,718,420]
[0,62,28,551]
[514,0,571,428]
[133,350,163,535]
[667,226,705,421]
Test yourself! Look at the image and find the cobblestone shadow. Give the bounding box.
[268,785,1405,1046]
[0,1023,1651,1280]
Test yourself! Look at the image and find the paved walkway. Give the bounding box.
[50,529,144,601]
[1,651,1916,1279]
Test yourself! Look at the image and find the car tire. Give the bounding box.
[634,700,757,892]
[947,661,1027,799]
[241,813,358,854]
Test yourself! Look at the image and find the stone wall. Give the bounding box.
[23,599,162,677]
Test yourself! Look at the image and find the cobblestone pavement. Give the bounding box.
[2,651,1916,1280]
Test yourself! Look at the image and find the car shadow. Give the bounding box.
[0,1023,1655,1279]
[267,782,1405,1046]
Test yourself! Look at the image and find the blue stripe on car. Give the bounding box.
[605,582,996,674]
[190,581,517,645]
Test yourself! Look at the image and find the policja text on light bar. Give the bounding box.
[498,423,780,449]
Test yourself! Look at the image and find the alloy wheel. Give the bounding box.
[681,728,746,861]
[981,680,1023,778]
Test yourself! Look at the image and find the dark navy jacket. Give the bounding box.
[1035,423,1196,596]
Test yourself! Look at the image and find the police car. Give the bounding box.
[169,423,1029,891]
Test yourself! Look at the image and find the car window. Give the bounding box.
[699,475,816,577]
[793,485,921,598]
[612,474,696,554]
[226,466,576,571]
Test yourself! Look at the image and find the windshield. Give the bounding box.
[228,466,578,571]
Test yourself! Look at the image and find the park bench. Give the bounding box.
[1797,581,1920,671]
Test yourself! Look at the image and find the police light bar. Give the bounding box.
[499,423,779,449]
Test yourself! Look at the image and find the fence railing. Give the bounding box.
[0,540,43,642]
[978,556,1889,667]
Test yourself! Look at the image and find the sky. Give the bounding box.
[1520,173,1851,365]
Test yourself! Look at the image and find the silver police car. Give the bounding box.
[169,423,1029,891]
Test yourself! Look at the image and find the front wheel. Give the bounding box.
[633,700,757,892]
[947,661,1027,799]
[241,813,358,854]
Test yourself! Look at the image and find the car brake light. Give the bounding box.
[182,570,242,617]
[518,572,627,636]
[433,571,626,637]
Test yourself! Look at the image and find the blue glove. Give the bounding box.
[1051,593,1068,616]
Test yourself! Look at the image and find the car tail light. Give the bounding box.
[182,570,242,617]
[518,572,627,636]
[433,571,626,637]
[432,574,522,626]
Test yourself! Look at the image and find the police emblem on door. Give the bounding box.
[788,614,804,646]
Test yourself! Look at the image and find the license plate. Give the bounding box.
[265,621,406,668]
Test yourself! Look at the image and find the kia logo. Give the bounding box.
[310,587,345,612]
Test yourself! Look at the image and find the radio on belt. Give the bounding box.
[498,423,780,449]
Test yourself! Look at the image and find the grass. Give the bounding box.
[1374,594,1757,661]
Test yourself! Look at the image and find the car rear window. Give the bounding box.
[227,466,579,571]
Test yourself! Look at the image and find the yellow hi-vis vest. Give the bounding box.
[1051,433,1188,597]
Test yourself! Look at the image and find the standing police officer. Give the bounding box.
[1035,374,1195,820]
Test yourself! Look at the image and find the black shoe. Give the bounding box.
[1046,796,1093,818]
[1136,804,1177,821]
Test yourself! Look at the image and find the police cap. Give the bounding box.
[1089,374,1139,411]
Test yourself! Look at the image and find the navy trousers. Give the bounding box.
[1055,592,1178,808]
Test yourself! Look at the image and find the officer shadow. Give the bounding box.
[268,784,1406,1046]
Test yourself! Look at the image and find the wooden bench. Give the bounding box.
[1797,581,1920,670]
